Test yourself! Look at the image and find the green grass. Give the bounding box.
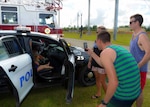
[64,31,132,46]
[64,31,150,46]
[0,79,150,107]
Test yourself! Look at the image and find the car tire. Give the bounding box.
[78,65,95,86]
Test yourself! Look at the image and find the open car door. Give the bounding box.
[0,36,33,107]
[65,54,75,104]
[58,39,76,103]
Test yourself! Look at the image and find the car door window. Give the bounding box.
[3,38,23,57]
[0,37,23,61]
[0,42,9,61]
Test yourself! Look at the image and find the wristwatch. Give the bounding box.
[101,100,108,105]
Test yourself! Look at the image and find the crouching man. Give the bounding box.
[86,31,141,107]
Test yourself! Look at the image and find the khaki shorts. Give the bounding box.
[91,66,105,74]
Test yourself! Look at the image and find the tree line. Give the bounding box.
[63,25,150,32]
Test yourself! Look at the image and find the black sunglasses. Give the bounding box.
[130,20,136,24]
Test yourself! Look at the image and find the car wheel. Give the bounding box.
[78,65,95,86]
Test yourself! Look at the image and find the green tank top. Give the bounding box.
[108,45,141,100]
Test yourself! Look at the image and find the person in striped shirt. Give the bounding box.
[86,31,141,107]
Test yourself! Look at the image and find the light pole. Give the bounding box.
[80,13,83,38]
[87,0,91,35]
[57,11,60,27]
[81,13,82,26]
[113,0,119,40]
[77,12,79,31]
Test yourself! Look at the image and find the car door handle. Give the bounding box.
[9,65,17,72]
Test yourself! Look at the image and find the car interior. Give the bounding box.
[31,37,66,82]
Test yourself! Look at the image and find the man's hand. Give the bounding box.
[86,48,93,56]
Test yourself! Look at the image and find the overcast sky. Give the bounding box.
[59,0,150,29]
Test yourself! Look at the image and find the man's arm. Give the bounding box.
[88,56,92,69]
[138,34,150,68]
[99,48,118,104]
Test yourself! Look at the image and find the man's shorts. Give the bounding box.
[107,96,136,107]
[140,72,147,90]
[91,66,106,74]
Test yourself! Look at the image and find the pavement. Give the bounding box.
[64,38,150,78]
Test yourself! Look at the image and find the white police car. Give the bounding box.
[0,27,95,107]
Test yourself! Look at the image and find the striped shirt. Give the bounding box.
[108,45,141,100]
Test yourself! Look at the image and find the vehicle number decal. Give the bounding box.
[77,56,84,60]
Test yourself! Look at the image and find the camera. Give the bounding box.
[83,42,88,51]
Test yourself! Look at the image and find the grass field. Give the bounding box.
[64,31,132,46]
[0,31,150,107]
[0,79,150,107]
[64,31,150,46]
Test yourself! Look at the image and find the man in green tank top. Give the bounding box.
[86,31,141,107]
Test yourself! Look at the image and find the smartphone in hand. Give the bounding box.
[83,42,88,51]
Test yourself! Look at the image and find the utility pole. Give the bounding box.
[81,13,82,26]
[77,12,79,31]
[87,0,91,35]
[113,0,119,40]
[58,11,60,27]
[80,13,83,38]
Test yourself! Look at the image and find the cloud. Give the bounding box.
[60,0,150,28]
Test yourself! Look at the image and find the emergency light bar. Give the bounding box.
[14,26,31,32]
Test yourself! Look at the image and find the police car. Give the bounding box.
[0,27,95,107]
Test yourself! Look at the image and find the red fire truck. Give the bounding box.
[0,0,63,36]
